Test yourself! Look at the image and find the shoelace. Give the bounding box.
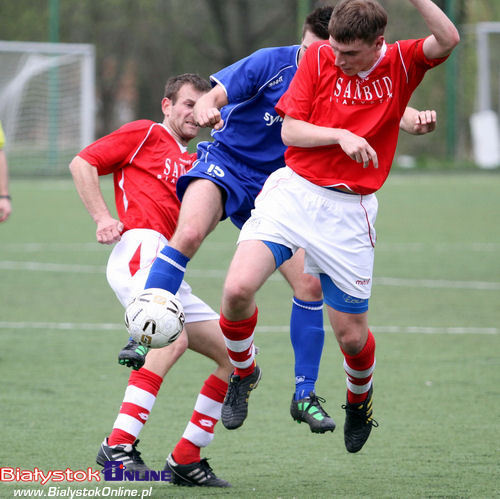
[342,403,379,427]
[225,376,241,406]
[303,394,330,417]
[128,441,147,465]
[198,458,214,477]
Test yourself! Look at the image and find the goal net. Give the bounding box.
[0,41,95,176]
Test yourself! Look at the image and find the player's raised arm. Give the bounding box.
[69,155,123,245]
[281,114,378,169]
[400,107,437,135]
[193,84,228,130]
[409,0,460,59]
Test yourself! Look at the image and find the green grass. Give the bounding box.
[0,172,499,498]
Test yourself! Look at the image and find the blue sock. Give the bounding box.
[290,297,325,400]
[145,246,190,294]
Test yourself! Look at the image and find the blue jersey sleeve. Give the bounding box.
[207,45,300,173]
[211,47,297,105]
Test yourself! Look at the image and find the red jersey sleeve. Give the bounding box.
[78,120,154,176]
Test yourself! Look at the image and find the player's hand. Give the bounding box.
[338,130,378,169]
[193,106,224,130]
[412,109,437,135]
[96,217,124,245]
[0,198,12,223]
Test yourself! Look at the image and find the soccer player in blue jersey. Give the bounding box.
[122,6,437,435]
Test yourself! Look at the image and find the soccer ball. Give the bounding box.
[125,288,185,348]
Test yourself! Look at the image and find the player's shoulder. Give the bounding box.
[310,40,333,57]
[249,44,300,66]
[116,119,156,133]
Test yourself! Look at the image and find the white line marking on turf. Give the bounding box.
[0,322,497,335]
[2,242,499,252]
[1,260,499,291]
[375,277,500,291]
[0,260,105,273]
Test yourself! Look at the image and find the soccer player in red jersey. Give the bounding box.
[217,0,459,454]
[70,74,232,486]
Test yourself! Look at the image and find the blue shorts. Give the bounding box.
[176,141,272,229]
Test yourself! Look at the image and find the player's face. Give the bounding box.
[330,36,384,76]
[162,84,205,145]
[298,30,325,63]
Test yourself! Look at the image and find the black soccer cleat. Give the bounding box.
[221,364,262,430]
[118,339,149,370]
[342,385,379,453]
[96,438,151,479]
[165,453,231,487]
[290,391,336,433]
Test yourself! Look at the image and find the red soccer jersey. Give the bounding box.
[276,39,447,194]
[78,120,195,239]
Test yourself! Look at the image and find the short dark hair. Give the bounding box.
[329,0,387,44]
[303,6,333,40]
[164,73,211,102]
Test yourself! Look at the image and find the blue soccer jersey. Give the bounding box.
[210,45,300,175]
[177,44,301,228]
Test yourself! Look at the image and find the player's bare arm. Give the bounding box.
[409,0,460,59]
[400,107,437,135]
[69,155,123,245]
[193,84,228,130]
[281,114,378,169]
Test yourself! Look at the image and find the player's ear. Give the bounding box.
[374,36,385,50]
[161,97,172,117]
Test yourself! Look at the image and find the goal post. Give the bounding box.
[0,40,95,176]
[470,22,500,169]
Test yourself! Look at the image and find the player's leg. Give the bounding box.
[98,230,189,473]
[144,178,224,294]
[109,230,193,369]
[279,250,335,433]
[97,336,189,474]
[219,239,279,429]
[165,318,232,487]
[322,276,378,453]
[119,179,221,369]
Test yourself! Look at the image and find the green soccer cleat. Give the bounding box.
[118,339,149,370]
[290,391,336,433]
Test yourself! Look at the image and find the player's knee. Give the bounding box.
[334,323,366,356]
[222,280,255,314]
[171,224,207,256]
[292,274,323,301]
[164,330,189,358]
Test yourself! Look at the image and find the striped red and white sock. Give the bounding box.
[219,309,258,378]
[107,368,163,446]
[343,330,376,404]
[172,374,228,464]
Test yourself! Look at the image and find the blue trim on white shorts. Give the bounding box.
[319,274,369,314]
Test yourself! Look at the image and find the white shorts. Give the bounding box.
[238,167,378,299]
[106,228,218,323]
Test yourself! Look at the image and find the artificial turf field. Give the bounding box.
[0,172,499,498]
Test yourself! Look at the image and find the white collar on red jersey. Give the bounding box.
[357,41,387,80]
[161,123,188,152]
